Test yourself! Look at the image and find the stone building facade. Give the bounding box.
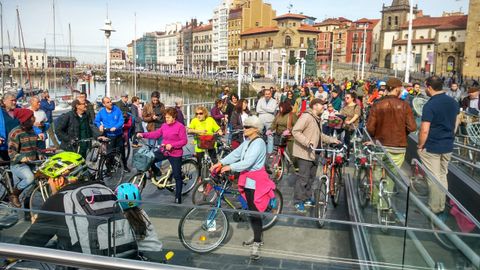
[463,0,480,78]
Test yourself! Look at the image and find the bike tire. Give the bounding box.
[97,153,124,189]
[332,167,342,207]
[178,159,199,195]
[356,167,369,208]
[314,179,328,228]
[128,172,148,194]
[377,179,391,233]
[266,151,284,183]
[124,138,131,161]
[178,203,229,254]
[191,179,218,205]
[29,184,50,221]
[262,188,283,231]
[85,145,100,171]
[0,178,9,202]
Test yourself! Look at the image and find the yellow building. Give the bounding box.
[240,13,320,79]
[463,0,480,78]
[227,0,277,70]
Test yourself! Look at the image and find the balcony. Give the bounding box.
[252,42,260,49]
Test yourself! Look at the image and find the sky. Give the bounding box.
[2,0,469,63]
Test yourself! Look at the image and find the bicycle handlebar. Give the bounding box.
[310,144,347,153]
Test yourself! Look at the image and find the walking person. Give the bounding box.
[339,92,361,156]
[418,76,460,218]
[210,116,276,260]
[367,77,417,208]
[143,91,165,145]
[130,96,144,148]
[137,107,187,204]
[174,98,185,125]
[292,99,340,212]
[256,89,278,131]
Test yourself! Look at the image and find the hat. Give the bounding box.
[468,87,479,94]
[386,78,403,89]
[243,115,264,131]
[121,92,129,97]
[14,108,34,124]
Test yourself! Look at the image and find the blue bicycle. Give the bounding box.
[178,171,283,253]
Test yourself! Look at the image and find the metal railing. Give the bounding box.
[0,243,202,270]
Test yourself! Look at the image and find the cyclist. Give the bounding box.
[267,101,298,159]
[210,115,275,260]
[116,183,163,261]
[20,152,137,259]
[292,99,341,212]
[55,99,100,158]
[188,106,223,179]
[0,93,20,161]
[137,107,187,204]
[8,109,42,208]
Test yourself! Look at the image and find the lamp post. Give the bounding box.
[330,38,335,80]
[300,58,306,85]
[405,0,414,83]
[100,19,115,98]
[294,57,300,85]
[280,48,286,89]
[237,48,242,98]
[361,22,368,80]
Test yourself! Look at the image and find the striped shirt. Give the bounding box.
[8,127,39,165]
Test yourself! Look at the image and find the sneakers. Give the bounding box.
[243,238,264,247]
[250,242,261,260]
[123,166,131,173]
[294,202,306,213]
[304,198,315,207]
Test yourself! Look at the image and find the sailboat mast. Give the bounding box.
[7,30,11,86]
[1,2,4,95]
[52,0,56,92]
[44,38,47,90]
[134,12,137,96]
[17,8,32,92]
[69,23,72,89]
[16,8,22,88]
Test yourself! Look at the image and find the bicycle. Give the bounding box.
[266,133,294,182]
[179,171,283,253]
[355,144,386,208]
[85,136,125,189]
[128,143,198,196]
[409,159,429,197]
[311,144,347,228]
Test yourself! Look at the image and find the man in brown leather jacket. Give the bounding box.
[366,77,416,208]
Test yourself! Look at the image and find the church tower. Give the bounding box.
[378,0,416,68]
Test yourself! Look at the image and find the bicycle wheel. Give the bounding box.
[128,172,148,194]
[178,203,229,254]
[377,179,393,233]
[191,179,218,205]
[314,179,328,228]
[124,137,131,162]
[410,174,429,197]
[177,159,198,195]
[332,167,343,207]
[266,151,284,182]
[0,178,9,202]
[356,167,369,208]
[29,184,50,221]
[97,153,124,189]
[262,188,283,231]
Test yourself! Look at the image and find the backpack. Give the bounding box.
[62,183,138,258]
[132,146,155,171]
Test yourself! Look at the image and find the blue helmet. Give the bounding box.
[115,183,141,210]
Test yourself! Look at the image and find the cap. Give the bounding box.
[121,92,129,97]
[386,77,403,89]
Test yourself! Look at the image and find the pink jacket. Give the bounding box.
[238,167,276,212]
[141,121,187,157]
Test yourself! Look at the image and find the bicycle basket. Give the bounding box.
[327,116,344,129]
[466,122,480,146]
[412,96,429,117]
[198,135,216,150]
[132,146,155,171]
[273,134,288,146]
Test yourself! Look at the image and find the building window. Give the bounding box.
[256,22,259,27]
[300,37,304,46]
[478,23,480,31]
[427,45,431,49]
[285,35,292,46]
[255,52,257,60]
[293,23,296,27]
[388,17,391,26]
[395,16,398,26]
[261,52,264,60]
[338,33,342,39]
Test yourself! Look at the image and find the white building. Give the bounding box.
[157,22,182,71]
[212,0,232,70]
[11,48,47,69]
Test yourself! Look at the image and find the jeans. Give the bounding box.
[418,150,452,213]
[152,150,183,201]
[294,158,318,203]
[11,163,35,190]
[107,135,127,166]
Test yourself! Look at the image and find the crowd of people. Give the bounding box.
[0,73,477,263]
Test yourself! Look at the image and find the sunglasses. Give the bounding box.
[243,125,253,129]
[196,112,204,115]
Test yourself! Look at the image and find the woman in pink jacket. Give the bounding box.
[137,107,187,204]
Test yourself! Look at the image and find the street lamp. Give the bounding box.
[300,58,306,85]
[361,22,369,80]
[294,57,300,85]
[405,0,414,83]
[280,48,286,89]
[330,39,335,79]
[100,19,115,98]
[237,48,242,98]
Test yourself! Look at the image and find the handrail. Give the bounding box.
[0,243,202,270]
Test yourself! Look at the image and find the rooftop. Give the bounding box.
[274,13,309,21]
[240,26,279,36]
[400,15,467,30]
[11,48,46,54]
[193,24,213,32]
[297,24,321,33]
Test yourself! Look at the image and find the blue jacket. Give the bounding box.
[94,105,124,137]
[40,98,55,123]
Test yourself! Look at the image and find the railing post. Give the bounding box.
[186,104,191,125]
